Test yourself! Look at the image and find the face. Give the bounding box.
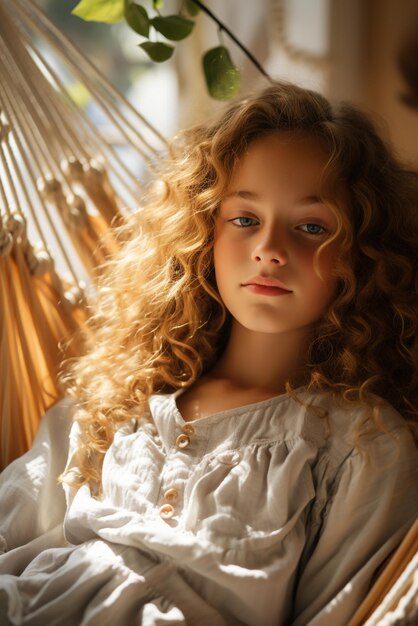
[213,132,340,336]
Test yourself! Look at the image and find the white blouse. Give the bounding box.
[0,390,417,626]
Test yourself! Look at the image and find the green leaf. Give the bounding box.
[203,46,241,100]
[152,0,164,8]
[185,0,200,16]
[72,0,125,23]
[151,15,194,41]
[139,41,174,62]
[125,2,149,36]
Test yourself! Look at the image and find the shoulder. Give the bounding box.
[1,398,77,478]
[296,392,418,503]
[39,397,78,438]
[305,391,416,453]
[0,399,77,551]
[299,395,418,547]
[31,398,78,466]
[316,395,417,505]
[292,396,417,626]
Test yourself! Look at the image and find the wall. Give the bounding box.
[362,0,418,167]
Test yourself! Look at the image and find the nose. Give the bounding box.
[252,228,289,265]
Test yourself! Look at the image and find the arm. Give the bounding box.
[291,421,418,626]
[0,399,74,555]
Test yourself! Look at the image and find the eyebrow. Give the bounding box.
[297,195,323,205]
[223,190,260,201]
[223,191,323,205]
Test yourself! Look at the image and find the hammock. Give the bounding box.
[348,519,418,626]
[0,0,167,468]
[0,3,416,623]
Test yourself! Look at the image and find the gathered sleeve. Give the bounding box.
[0,399,74,558]
[291,421,418,626]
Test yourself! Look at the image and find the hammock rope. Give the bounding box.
[0,0,167,468]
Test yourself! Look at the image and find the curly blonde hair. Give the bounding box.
[61,82,418,490]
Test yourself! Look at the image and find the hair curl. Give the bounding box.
[61,81,418,491]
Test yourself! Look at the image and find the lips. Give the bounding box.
[242,276,292,291]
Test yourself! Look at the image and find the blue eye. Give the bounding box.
[299,223,327,235]
[230,217,258,227]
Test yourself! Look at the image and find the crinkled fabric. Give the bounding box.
[0,392,417,626]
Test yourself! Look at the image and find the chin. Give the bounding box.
[235,313,317,336]
[238,319,301,335]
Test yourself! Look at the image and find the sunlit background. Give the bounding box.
[40,0,418,166]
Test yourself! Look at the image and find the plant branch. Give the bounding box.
[190,0,273,82]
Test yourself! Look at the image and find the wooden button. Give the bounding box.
[175,433,190,449]
[159,504,175,519]
[182,424,195,435]
[163,488,179,502]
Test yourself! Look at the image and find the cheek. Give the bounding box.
[315,256,340,305]
[314,241,340,278]
[213,234,240,271]
[212,237,228,288]
[303,245,339,304]
[212,237,223,273]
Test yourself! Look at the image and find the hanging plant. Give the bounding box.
[71,0,271,100]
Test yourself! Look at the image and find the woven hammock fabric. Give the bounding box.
[347,519,418,626]
[0,0,167,468]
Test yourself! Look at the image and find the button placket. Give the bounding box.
[160,423,197,521]
[175,424,195,449]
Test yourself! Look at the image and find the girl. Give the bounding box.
[0,81,417,626]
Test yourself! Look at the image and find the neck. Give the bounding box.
[210,322,312,393]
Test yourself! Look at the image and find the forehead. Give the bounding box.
[229,132,330,190]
